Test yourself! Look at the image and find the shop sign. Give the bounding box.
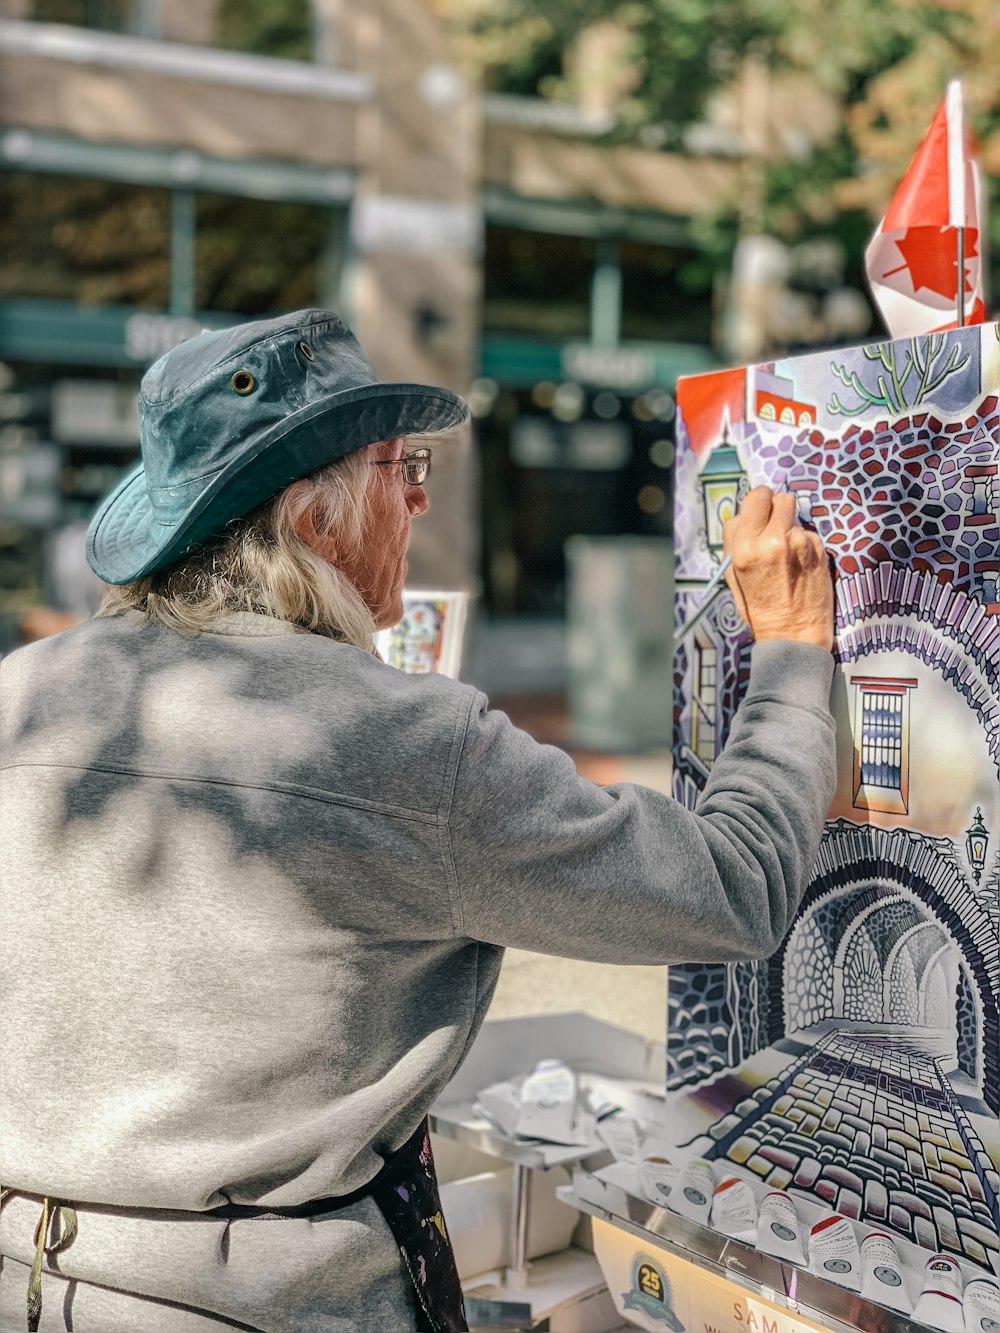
[0,298,239,369]
[561,343,656,390]
[124,312,214,364]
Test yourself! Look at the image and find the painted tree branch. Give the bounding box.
[828,359,898,416]
[829,335,969,416]
[869,342,909,409]
[913,335,970,403]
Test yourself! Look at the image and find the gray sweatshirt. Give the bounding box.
[0,610,835,1328]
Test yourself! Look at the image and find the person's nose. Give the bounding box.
[406,482,430,516]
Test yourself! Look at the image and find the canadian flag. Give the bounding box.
[866,81,987,337]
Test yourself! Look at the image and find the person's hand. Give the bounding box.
[722,487,834,651]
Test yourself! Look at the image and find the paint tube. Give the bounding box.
[756,1191,806,1264]
[913,1253,966,1332]
[515,1059,578,1143]
[668,1159,715,1224]
[807,1214,861,1291]
[598,1115,643,1163]
[964,1276,1000,1333]
[636,1156,680,1207]
[582,1088,621,1121]
[710,1176,757,1242]
[859,1231,910,1312]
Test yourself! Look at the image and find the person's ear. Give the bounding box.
[292,502,338,564]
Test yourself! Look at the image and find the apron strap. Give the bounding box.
[1,1124,464,1333]
[369,1121,468,1333]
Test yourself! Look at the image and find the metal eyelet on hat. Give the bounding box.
[297,341,315,361]
[231,370,256,395]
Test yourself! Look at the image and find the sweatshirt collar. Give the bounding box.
[121,609,307,638]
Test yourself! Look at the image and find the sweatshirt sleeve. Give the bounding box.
[445,640,837,965]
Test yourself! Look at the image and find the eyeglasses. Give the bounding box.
[371,446,432,487]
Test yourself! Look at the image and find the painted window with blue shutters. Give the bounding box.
[850,675,917,815]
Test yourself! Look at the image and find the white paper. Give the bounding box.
[474,1080,521,1138]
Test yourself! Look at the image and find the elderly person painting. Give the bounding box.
[0,310,836,1333]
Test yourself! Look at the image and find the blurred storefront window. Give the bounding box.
[215,0,314,62]
[0,173,171,308]
[619,240,712,344]
[195,194,331,314]
[31,0,134,30]
[0,361,138,648]
[0,174,334,317]
[483,228,595,339]
[477,390,675,617]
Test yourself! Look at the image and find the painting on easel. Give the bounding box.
[666,83,1000,1276]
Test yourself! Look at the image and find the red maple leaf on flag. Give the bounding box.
[881,226,978,300]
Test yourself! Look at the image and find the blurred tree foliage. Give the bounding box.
[0,173,330,314]
[215,0,314,62]
[29,0,316,56]
[194,194,330,314]
[452,0,1000,293]
[0,174,172,306]
[0,1,327,316]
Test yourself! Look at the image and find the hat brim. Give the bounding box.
[87,381,468,585]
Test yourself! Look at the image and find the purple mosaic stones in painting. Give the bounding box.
[669,324,1000,1277]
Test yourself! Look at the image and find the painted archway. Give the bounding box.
[768,825,998,1111]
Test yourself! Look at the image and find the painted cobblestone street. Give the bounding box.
[704,1030,1000,1275]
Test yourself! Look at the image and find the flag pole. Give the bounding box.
[949,82,967,328]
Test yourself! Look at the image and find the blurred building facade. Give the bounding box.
[0,0,736,647]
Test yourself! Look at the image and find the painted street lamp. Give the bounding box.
[966,808,989,885]
[700,420,748,562]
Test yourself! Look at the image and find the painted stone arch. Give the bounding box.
[921,944,953,1028]
[782,887,928,1031]
[957,964,982,1081]
[883,926,956,1026]
[769,860,999,1111]
[782,909,835,1030]
[842,922,883,1021]
[785,888,963,1033]
[832,893,927,1012]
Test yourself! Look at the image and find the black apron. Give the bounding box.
[3,1120,468,1333]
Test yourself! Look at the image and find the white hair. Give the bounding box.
[96,445,378,649]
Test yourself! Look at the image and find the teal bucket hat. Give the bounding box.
[86,308,469,585]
